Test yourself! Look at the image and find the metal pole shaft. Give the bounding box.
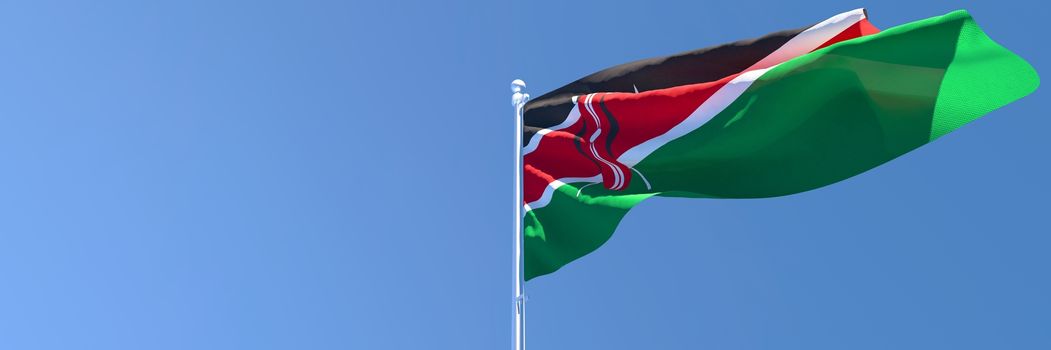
[511,79,529,350]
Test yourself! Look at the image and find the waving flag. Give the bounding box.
[522,9,1038,280]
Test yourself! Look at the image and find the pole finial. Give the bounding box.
[512,79,530,110]
[511,79,526,93]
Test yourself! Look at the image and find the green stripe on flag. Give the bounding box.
[930,13,1040,140]
[524,183,654,280]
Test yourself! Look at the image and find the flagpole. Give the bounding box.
[511,79,529,350]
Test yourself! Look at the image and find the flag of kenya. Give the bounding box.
[521,9,1038,280]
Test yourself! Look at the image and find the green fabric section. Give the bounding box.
[637,10,1036,198]
[524,182,654,280]
[524,10,1038,281]
[930,15,1040,139]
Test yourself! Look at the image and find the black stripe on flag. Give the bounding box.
[522,26,810,146]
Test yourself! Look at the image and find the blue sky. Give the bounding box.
[0,1,1047,349]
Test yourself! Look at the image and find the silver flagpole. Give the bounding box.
[511,79,529,350]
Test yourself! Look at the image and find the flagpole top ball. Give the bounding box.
[511,79,529,108]
[511,79,526,93]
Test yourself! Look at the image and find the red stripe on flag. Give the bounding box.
[523,14,882,207]
[814,18,880,51]
[523,76,736,204]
